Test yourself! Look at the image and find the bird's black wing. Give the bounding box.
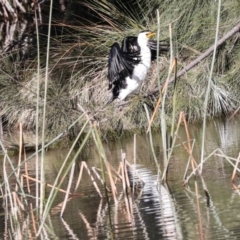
[148,40,169,61]
[121,36,139,53]
[108,42,140,90]
[121,37,141,66]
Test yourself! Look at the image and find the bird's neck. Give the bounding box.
[139,43,151,68]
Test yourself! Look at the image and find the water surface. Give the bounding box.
[1,115,240,239]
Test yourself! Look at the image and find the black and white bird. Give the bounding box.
[108,31,168,101]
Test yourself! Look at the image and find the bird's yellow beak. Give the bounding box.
[146,32,155,38]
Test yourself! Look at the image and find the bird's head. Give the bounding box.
[137,31,155,46]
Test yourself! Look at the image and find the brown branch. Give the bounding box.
[150,21,240,95]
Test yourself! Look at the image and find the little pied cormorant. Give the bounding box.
[108,31,168,101]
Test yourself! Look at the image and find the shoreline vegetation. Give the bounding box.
[0,0,240,149]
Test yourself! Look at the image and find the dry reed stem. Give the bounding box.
[105,160,117,202]
[14,191,25,212]
[80,108,117,199]
[22,174,73,195]
[124,153,135,220]
[231,153,240,183]
[30,203,37,236]
[181,113,199,172]
[114,164,122,184]
[79,211,97,236]
[183,156,193,181]
[215,151,240,173]
[122,151,131,191]
[92,121,118,201]
[60,217,79,239]
[51,197,74,215]
[3,154,15,219]
[15,122,23,192]
[179,113,209,198]
[180,116,210,198]
[74,160,85,191]
[61,162,76,217]
[132,134,137,197]
[146,58,177,133]
[94,163,123,184]
[194,181,204,240]
[161,111,184,182]
[228,106,240,121]
[92,167,111,192]
[181,112,210,198]
[107,163,123,181]
[126,161,145,186]
[176,134,197,174]
[20,173,23,192]
[121,153,128,194]
[124,193,133,222]
[12,191,19,219]
[119,162,125,188]
[183,149,220,185]
[121,154,132,220]
[23,140,31,194]
[96,199,104,224]
[75,161,102,198]
[183,148,240,188]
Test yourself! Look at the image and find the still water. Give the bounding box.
[1,115,240,239]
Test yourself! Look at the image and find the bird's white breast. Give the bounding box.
[118,41,152,100]
[133,46,151,80]
[118,76,139,100]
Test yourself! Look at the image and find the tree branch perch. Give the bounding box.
[151,20,240,96]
